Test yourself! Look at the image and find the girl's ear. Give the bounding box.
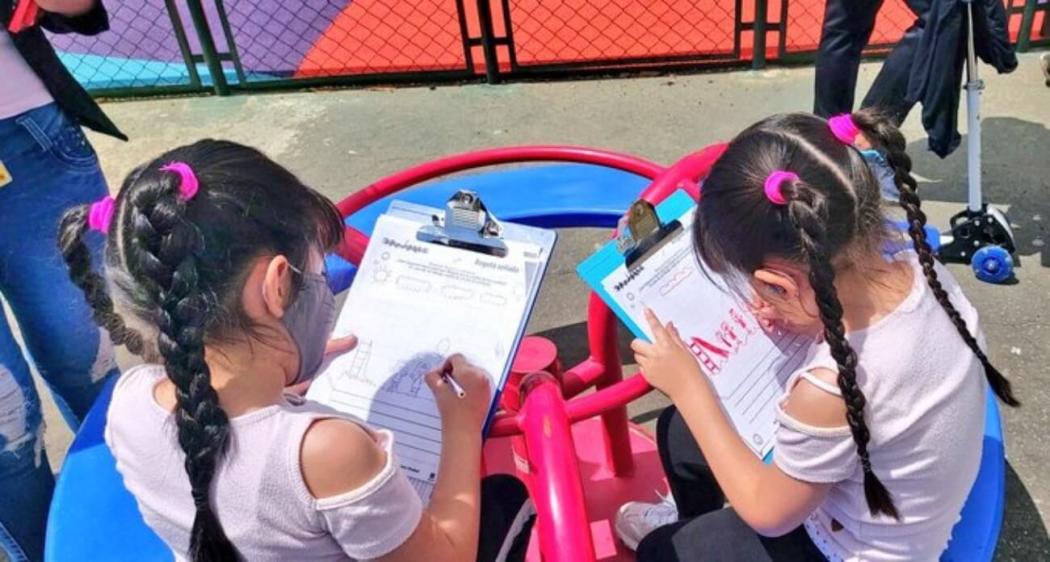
[261,255,294,318]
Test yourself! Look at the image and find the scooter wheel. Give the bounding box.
[972,246,1014,284]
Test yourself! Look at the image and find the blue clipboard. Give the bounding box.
[379,192,557,435]
[577,190,695,341]
[577,190,776,463]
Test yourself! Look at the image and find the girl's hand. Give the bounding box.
[631,309,706,401]
[426,354,492,433]
[287,335,359,395]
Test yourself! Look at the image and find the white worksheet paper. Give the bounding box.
[599,212,811,457]
[308,213,536,502]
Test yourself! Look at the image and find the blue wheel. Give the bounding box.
[972,246,1014,284]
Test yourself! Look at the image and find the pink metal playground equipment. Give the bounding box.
[331,145,724,562]
[45,144,1005,562]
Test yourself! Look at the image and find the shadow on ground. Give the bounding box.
[910,117,1050,267]
[998,462,1050,559]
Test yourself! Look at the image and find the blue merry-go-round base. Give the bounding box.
[45,163,1000,562]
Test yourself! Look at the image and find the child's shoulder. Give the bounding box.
[300,417,388,500]
[110,364,166,410]
[782,368,848,430]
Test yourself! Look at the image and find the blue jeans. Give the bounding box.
[0,104,118,562]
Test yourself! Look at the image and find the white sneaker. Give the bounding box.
[614,492,679,551]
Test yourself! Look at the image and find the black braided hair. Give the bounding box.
[57,205,145,356]
[784,179,899,519]
[693,113,902,518]
[126,177,238,560]
[851,109,1019,407]
[58,140,344,562]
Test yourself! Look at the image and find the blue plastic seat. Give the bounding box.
[45,163,1001,562]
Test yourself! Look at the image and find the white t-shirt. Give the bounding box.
[0,30,53,120]
[106,365,424,561]
[774,253,986,562]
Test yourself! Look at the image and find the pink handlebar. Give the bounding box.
[519,373,597,562]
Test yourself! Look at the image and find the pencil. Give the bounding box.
[441,368,467,399]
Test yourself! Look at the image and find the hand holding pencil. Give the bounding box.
[426,354,492,433]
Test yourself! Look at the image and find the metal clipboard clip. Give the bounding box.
[417,190,509,257]
[616,199,683,269]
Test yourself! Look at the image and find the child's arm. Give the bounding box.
[379,355,490,562]
[635,310,837,537]
[300,355,491,562]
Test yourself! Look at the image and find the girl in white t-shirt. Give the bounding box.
[58,139,533,562]
[615,110,1018,561]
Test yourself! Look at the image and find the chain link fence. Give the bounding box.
[500,0,741,70]
[48,0,204,95]
[218,0,472,82]
[45,0,1049,97]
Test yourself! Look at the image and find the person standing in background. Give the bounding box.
[813,0,929,122]
[1,1,125,560]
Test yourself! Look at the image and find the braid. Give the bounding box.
[126,184,238,562]
[852,110,1019,407]
[57,205,145,356]
[786,181,900,519]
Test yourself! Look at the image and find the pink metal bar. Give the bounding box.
[564,374,651,424]
[586,291,635,476]
[519,373,597,562]
[641,143,728,203]
[558,359,606,398]
[335,145,666,218]
[333,146,666,267]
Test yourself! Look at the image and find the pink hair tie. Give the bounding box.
[87,196,116,234]
[828,114,860,145]
[159,161,199,200]
[763,171,797,206]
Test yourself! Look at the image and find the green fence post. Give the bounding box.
[753,0,769,69]
[185,0,231,95]
[476,0,501,83]
[1018,0,1037,52]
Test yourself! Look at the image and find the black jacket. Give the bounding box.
[1,0,126,140]
[906,0,1016,157]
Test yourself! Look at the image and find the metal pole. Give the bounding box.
[185,0,230,96]
[753,0,768,69]
[1017,0,1037,52]
[475,0,501,83]
[964,0,982,213]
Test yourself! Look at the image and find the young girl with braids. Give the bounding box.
[58,140,534,562]
[615,111,1018,562]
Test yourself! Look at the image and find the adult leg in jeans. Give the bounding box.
[813,0,883,117]
[475,475,536,562]
[0,104,118,425]
[0,104,120,561]
[860,0,931,124]
[638,407,825,561]
[0,314,55,562]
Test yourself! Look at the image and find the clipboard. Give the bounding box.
[578,190,808,459]
[8,0,41,33]
[308,190,556,500]
[578,190,696,339]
